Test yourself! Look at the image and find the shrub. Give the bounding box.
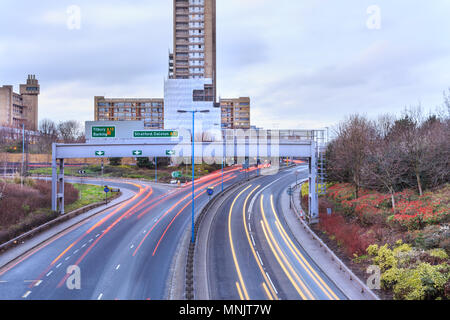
[136,157,154,169]
[319,212,373,257]
[0,181,78,229]
[109,158,122,166]
[392,263,449,300]
[369,241,450,300]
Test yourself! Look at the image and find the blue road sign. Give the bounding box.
[104,187,110,193]
[207,187,214,196]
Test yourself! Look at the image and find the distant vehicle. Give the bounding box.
[170,180,178,185]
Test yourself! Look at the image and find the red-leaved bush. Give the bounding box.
[318,212,374,257]
[0,181,79,230]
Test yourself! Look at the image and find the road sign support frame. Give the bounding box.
[51,139,319,220]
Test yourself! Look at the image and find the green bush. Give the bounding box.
[368,241,450,300]
[109,158,122,166]
[392,263,449,300]
[136,157,155,169]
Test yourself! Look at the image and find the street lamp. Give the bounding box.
[177,109,210,244]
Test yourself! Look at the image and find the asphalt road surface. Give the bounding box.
[206,166,347,300]
[0,165,255,300]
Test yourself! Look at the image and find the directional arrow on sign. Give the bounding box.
[95,151,105,156]
[132,150,143,156]
[166,150,176,156]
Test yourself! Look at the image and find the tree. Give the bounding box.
[363,129,408,211]
[328,115,375,198]
[57,120,83,144]
[38,119,58,153]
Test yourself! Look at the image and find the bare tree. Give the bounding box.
[421,116,450,188]
[329,115,375,198]
[38,119,58,153]
[386,107,428,195]
[363,128,408,211]
[57,120,83,144]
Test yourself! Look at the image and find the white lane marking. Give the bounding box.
[265,272,278,295]
[46,271,53,277]
[56,263,62,269]
[256,251,264,266]
[82,243,87,248]
[95,234,100,238]
[89,239,93,243]
[248,223,252,233]
[0,280,8,283]
[34,280,43,287]
[22,291,32,299]
[250,234,256,246]
[97,293,103,300]
[130,245,134,249]
[65,256,71,261]
[116,264,121,270]
[74,249,79,254]
[248,175,286,215]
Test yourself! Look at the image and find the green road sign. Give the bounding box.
[92,126,116,138]
[171,171,182,178]
[133,131,178,138]
[95,151,105,156]
[132,150,143,156]
[166,150,176,156]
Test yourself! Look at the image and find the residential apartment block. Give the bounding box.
[94,0,251,133]
[0,75,40,131]
[220,97,251,130]
[169,0,217,101]
[94,96,164,129]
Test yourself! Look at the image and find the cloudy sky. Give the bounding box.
[1,0,449,130]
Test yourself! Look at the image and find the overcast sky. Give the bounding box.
[1,0,449,130]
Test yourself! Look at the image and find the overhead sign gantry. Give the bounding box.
[52,121,319,223]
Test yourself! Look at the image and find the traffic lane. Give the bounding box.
[26,180,203,300]
[1,168,250,299]
[122,173,241,300]
[246,171,318,300]
[227,184,278,300]
[270,174,347,300]
[0,183,155,299]
[257,171,346,300]
[93,170,246,300]
[208,184,249,300]
[20,170,243,299]
[237,172,304,301]
[207,173,287,300]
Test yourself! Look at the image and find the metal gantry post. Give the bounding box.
[308,141,319,223]
[58,158,65,215]
[155,156,158,183]
[51,143,58,212]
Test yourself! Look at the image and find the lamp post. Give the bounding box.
[177,109,210,244]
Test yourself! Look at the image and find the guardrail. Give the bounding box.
[0,200,110,255]
[289,181,380,300]
[185,164,295,299]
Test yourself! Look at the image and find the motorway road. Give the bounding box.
[0,166,255,300]
[207,166,347,300]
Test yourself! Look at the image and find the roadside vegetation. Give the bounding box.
[29,160,223,184]
[303,97,450,300]
[0,175,115,245]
